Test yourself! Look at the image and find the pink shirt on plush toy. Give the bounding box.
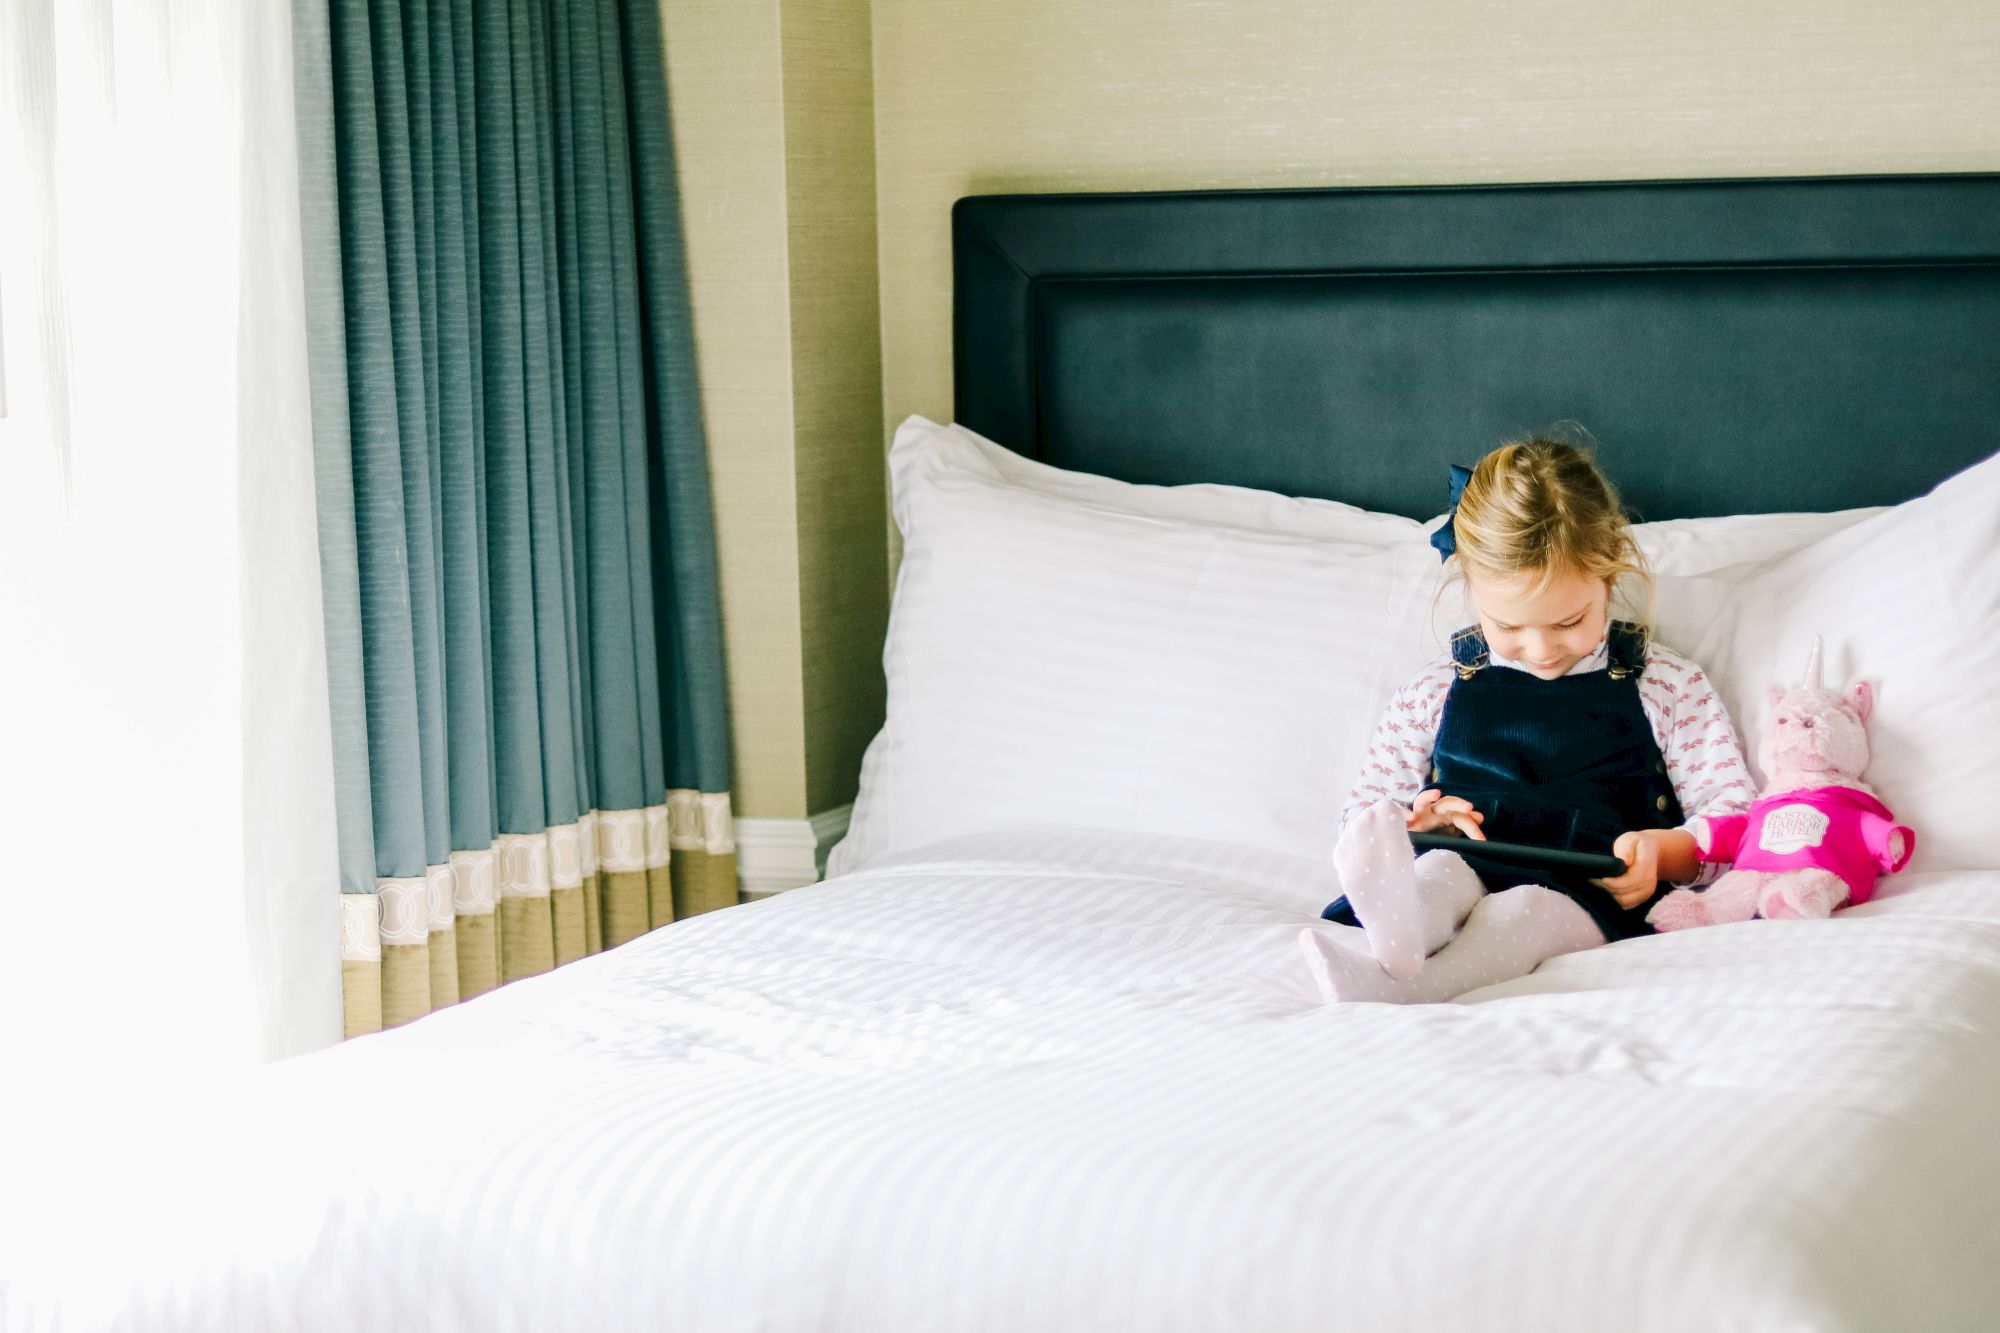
[1693,785,1912,906]
[1651,636,1915,930]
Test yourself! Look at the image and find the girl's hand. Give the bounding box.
[1406,789,1486,841]
[1594,829,1701,909]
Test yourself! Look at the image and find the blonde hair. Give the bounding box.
[1444,429,1655,635]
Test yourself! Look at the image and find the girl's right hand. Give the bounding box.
[1406,789,1486,840]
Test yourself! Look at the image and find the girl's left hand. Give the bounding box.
[1594,829,1701,909]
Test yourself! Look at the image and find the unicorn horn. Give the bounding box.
[1802,636,1823,691]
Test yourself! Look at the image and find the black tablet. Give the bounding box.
[1408,832,1630,880]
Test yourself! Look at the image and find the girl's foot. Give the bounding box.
[1331,800,1426,978]
[1298,926,1400,1002]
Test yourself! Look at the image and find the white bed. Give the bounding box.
[9,175,2000,1332]
[6,827,1999,1330]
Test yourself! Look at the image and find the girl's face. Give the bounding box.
[1464,566,1611,680]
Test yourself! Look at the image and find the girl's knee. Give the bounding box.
[1413,848,1466,872]
[1484,882,1586,925]
[1414,847,1484,888]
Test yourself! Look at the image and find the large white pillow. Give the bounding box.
[827,417,1432,876]
[915,416,1422,546]
[1695,448,2000,873]
[1633,509,1885,655]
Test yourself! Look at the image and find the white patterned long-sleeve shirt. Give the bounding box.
[1343,637,1756,885]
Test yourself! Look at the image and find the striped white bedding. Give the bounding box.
[6,828,1999,1331]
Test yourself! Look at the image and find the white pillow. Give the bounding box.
[1695,448,2000,872]
[1633,509,1885,655]
[827,417,1432,876]
[1635,509,1889,572]
[919,417,1422,546]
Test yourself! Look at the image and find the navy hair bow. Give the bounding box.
[1428,464,1474,563]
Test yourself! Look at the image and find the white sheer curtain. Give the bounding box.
[0,0,340,1080]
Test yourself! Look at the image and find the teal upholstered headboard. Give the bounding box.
[952,175,2000,520]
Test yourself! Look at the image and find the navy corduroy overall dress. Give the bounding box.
[1323,620,1682,941]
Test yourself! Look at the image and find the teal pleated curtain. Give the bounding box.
[294,0,735,1036]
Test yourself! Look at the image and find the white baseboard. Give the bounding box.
[736,803,852,899]
[807,805,852,876]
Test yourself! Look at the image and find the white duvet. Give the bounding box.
[5,829,1999,1332]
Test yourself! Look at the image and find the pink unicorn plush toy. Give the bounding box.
[1648,637,1914,930]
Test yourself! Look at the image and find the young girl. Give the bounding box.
[1299,437,1755,1003]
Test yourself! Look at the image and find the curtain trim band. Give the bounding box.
[340,893,382,962]
[341,791,735,960]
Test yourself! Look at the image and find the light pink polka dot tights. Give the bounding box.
[1299,799,1606,1003]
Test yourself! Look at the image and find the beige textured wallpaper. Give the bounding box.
[873,0,2000,443]
[663,0,808,819]
[664,0,886,821]
[782,0,890,816]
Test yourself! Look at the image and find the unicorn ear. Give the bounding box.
[1845,680,1875,723]
[1767,683,1787,709]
